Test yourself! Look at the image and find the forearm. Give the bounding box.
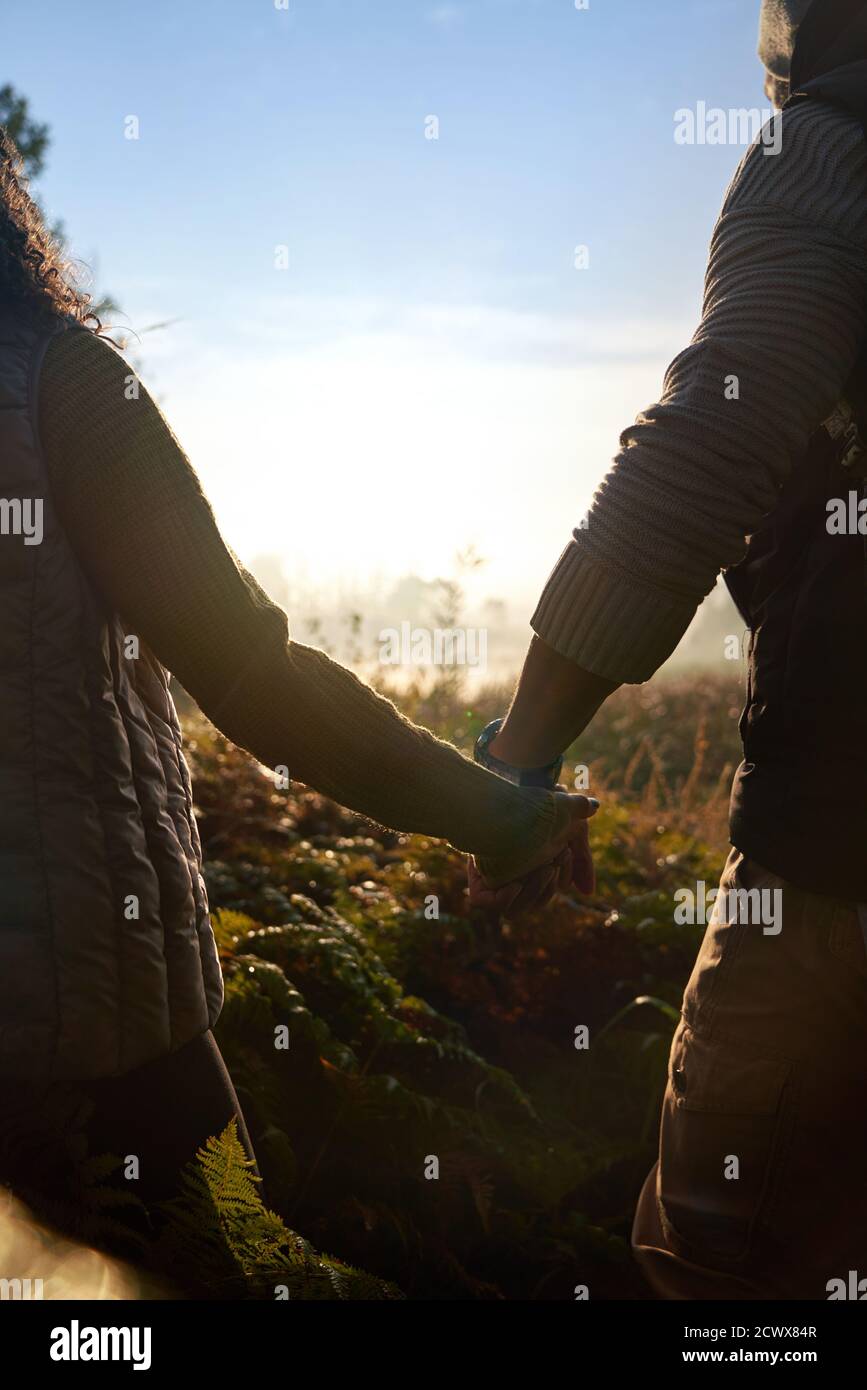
[491,635,618,767]
[210,634,561,865]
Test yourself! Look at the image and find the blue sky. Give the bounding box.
[4,0,769,614]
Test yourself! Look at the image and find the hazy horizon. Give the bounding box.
[6,0,767,615]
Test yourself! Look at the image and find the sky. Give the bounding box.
[4,0,770,618]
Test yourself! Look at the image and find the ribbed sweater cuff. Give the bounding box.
[530,541,699,684]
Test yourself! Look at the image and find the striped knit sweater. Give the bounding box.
[532,99,867,683]
[37,328,566,885]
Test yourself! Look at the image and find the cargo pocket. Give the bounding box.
[681,851,750,1031]
[657,1019,791,1264]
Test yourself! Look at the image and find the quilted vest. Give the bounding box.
[0,308,223,1081]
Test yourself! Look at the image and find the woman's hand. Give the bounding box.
[467,789,598,915]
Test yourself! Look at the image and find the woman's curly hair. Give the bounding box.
[0,125,99,328]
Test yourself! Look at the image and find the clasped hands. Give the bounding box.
[467,788,599,915]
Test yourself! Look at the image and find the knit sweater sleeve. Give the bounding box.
[532,99,867,683]
[37,327,561,873]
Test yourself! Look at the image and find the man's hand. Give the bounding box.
[467,789,598,915]
[466,635,617,915]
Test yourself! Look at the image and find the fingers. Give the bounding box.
[552,791,599,830]
[469,852,571,917]
[556,846,573,894]
[467,858,522,912]
[467,792,600,917]
[546,791,600,859]
[488,884,523,912]
[468,858,552,915]
[507,862,558,915]
[569,823,596,895]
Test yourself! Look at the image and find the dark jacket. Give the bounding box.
[726,0,867,898]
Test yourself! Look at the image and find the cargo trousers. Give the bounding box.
[632,849,867,1300]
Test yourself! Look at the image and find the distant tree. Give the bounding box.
[0,82,123,326]
[0,84,181,361]
[0,83,49,176]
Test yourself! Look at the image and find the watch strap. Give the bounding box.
[473,717,564,789]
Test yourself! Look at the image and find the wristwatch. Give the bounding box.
[473,717,564,789]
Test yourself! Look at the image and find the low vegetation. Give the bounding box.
[13,670,745,1299]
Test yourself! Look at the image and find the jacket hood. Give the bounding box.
[789,0,867,129]
[759,0,867,106]
[759,0,816,104]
